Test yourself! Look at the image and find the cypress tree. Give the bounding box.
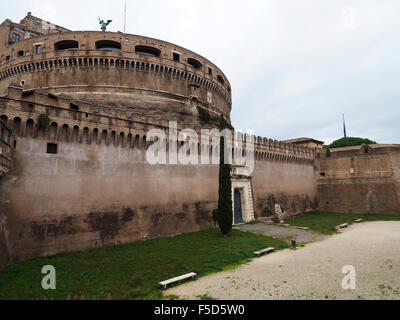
[217,115,232,236]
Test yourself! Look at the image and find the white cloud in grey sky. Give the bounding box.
[1,0,399,144]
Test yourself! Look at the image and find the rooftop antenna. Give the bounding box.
[124,0,127,33]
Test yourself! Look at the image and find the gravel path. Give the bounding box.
[234,223,326,243]
[165,222,400,300]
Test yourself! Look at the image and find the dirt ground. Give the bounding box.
[234,223,327,243]
[165,221,400,300]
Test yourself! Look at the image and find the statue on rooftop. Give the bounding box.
[99,18,112,32]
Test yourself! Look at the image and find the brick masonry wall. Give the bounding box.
[0,136,219,261]
[316,145,400,215]
[0,94,318,261]
[252,160,318,219]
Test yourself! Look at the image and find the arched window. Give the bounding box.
[50,122,58,140]
[54,40,79,51]
[60,124,69,141]
[83,128,89,144]
[93,128,99,144]
[25,119,34,137]
[95,40,121,52]
[217,75,225,84]
[135,45,161,57]
[13,117,21,136]
[127,133,133,148]
[72,126,79,142]
[101,130,108,144]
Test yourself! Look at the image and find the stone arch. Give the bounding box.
[101,130,108,145]
[119,132,125,147]
[72,126,79,142]
[49,122,58,141]
[0,114,8,125]
[127,133,133,148]
[134,134,140,148]
[111,131,117,146]
[92,128,99,144]
[25,119,34,137]
[83,127,89,144]
[12,117,22,136]
[60,124,69,142]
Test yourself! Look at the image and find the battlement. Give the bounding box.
[0,87,315,166]
[316,144,400,159]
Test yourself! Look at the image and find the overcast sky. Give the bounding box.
[1,0,399,144]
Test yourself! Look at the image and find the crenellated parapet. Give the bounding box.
[253,137,316,165]
[231,132,316,165]
[1,86,316,166]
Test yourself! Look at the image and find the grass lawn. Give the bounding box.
[285,211,400,235]
[0,228,288,300]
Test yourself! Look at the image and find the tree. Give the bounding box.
[326,137,377,149]
[216,115,233,237]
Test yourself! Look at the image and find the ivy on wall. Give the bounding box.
[37,114,50,130]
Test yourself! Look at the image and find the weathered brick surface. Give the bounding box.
[316,145,400,215]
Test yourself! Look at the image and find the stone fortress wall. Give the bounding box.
[316,145,400,215]
[0,14,397,266]
[0,31,232,125]
[0,85,316,261]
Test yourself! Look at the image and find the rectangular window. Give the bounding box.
[70,103,79,111]
[208,67,213,75]
[32,22,39,29]
[173,52,180,62]
[47,143,58,154]
[35,45,41,54]
[12,33,20,43]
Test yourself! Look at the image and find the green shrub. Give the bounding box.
[326,148,331,157]
[197,107,211,123]
[327,137,376,149]
[37,114,50,130]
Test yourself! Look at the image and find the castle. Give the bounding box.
[0,13,399,269]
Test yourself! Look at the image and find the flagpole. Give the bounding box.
[124,0,127,34]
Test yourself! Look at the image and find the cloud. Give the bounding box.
[2,0,399,143]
